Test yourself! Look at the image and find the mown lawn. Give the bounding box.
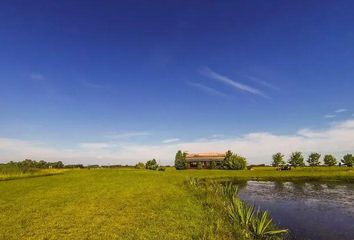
[0,167,353,239]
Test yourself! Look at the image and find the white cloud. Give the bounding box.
[1,119,354,165]
[162,138,180,144]
[210,134,225,138]
[324,114,336,119]
[104,131,152,139]
[200,67,267,98]
[335,108,347,113]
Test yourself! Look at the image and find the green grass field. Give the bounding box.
[0,167,353,239]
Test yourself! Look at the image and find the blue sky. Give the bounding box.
[0,1,354,164]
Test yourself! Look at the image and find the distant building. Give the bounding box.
[186,152,225,168]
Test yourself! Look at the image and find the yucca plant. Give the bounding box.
[251,210,288,239]
[228,196,254,228]
[223,182,239,201]
[227,193,287,239]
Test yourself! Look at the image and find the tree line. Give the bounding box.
[174,150,247,170]
[272,152,354,167]
[0,159,65,175]
[135,159,166,171]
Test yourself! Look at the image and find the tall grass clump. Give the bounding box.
[187,179,288,240]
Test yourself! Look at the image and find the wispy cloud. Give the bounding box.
[335,109,347,113]
[324,114,336,119]
[81,80,106,89]
[162,138,180,144]
[187,82,227,97]
[200,67,267,98]
[79,143,113,149]
[243,75,279,90]
[105,131,152,139]
[30,73,45,80]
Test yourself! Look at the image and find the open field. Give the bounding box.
[0,167,353,239]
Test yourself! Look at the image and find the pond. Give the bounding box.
[234,181,354,240]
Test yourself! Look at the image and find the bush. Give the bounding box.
[224,154,247,170]
[324,154,337,166]
[272,153,285,167]
[197,162,202,169]
[135,162,145,169]
[288,152,305,167]
[145,159,159,170]
[307,153,321,167]
[158,167,166,171]
[210,161,217,169]
[341,154,353,167]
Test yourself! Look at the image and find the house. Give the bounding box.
[186,152,225,168]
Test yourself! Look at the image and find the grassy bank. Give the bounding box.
[0,167,353,239]
[187,179,288,239]
[0,168,65,181]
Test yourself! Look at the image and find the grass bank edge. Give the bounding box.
[0,169,66,181]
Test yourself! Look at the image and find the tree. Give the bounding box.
[324,154,337,166]
[341,154,354,167]
[272,153,285,167]
[174,150,187,170]
[307,153,321,167]
[224,154,247,170]
[135,162,145,169]
[37,160,48,169]
[288,152,305,167]
[49,161,64,168]
[145,159,159,170]
[222,150,233,168]
[225,150,233,160]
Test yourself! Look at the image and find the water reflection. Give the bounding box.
[231,180,354,240]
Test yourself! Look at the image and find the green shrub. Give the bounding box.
[145,159,159,170]
[158,167,166,171]
[135,162,145,169]
[197,162,203,169]
[210,161,217,169]
[224,154,247,170]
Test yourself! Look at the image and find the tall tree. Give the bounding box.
[174,150,186,170]
[324,154,337,166]
[272,153,285,167]
[341,154,353,167]
[307,153,321,166]
[222,150,233,168]
[288,152,305,167]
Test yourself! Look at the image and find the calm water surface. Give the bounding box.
[234,181,354,240]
